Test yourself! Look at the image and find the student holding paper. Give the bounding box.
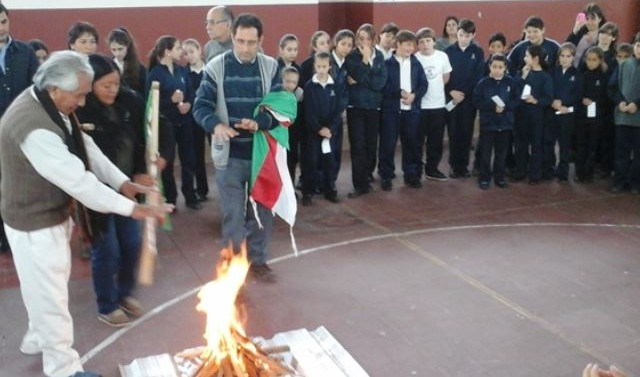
[576,46,609,182]
[513,45,553,184]
[472,54,520,189]
[548,42,583,181]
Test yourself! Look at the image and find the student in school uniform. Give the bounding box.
[301,52,348,205]
[415,27,452,182]
[472,54,520,189]
[345,23,387,198]
[376,22,399,61]
[513,44,554,185]
[548,42,583,181]
[608,32,640,194]
[444,18,484,178]
[276,33,303,186]
[378,30,428,191]
[576,46,609,182]
[508,16,560,75]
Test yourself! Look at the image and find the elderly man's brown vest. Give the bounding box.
[0,88,71,231]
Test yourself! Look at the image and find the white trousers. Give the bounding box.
[6,219,84,377]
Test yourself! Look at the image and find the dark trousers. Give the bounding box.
[545,113,575,179]
[0,215,8,251]
[161,122,198,204]
[479,130,510,183]
[514,106,544,181]
[419,108,447,175]
[379,109,421,180]
[446,100,476,173]
[192,122,210,197]
[347,108,380,190]
[287,115,303,184]
[575,118,603,179]
[91,215,141,314]
[541,107,557,178]
[613,125,640,190]
[596,116,615,173]
[302,132,338,195]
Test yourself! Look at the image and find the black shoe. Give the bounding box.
[450,169,470,179]
[381,179,392,191]
[404,178,423,188]
[69,372,102,377]
[195,193,208,202]
[425,170,449,181]
[0,243,10,253]
[479,181,490,190]
[348,186,371,198]
[249,263,277,283]
[495,180,508,188]
[186,201,203,210]
[609,185,625,193]
[302,194,313,206]
[324,190,340,203]
[528,179,540,185]
[510,174,526,182]
[557,176,568,182]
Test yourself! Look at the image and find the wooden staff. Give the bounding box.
[138,81,160,286]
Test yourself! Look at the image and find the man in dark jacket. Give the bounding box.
[0,4,39,253]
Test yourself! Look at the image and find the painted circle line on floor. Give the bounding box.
[80,222,640,364]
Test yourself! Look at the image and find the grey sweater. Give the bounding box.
[609,58,640,127]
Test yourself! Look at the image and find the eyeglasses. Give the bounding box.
[206,19,228,26]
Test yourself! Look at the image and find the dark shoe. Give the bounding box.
[302,194,313,206]
[479,181,490,190]
[557,176,568,182]
[528,179,540,185]
[348,187,371,198]
[404,178,422,189]
[0,243,10,253]
[249,263,277,283]
[510,174,526,182]
[381,179,392,191]
[195,193,208,202]
[425,170,448,182]
[450,169,470,179]
[367,174,375,183]
[186,201,203,210]
[609,185,625,193]
[598,170,612,179]
[495,181,508,189]
[324,190,340,203]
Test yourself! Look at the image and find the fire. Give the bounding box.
[195,245,255,374]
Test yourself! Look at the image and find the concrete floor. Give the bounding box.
[1,155,639,377]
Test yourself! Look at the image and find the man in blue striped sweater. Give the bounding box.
[193,13,280,282]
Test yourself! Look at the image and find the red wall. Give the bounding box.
[8,1,640,61]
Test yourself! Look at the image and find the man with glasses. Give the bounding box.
[0,4,39,253]
[204,5,234,62]
[193,13,281,282]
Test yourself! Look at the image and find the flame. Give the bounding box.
[196,244,252,371]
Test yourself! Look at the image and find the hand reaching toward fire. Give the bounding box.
[582,363,627,377]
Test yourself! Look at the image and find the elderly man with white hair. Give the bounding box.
[0,51,172,377]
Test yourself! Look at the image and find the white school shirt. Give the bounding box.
[20,88,136,217]
[416,50,452,109]
[395,55,413,111]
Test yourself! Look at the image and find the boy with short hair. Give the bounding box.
[608,33,640,193]
[379,30,428,191]
[444,18,485,178]
[616,43,633,64]
[508,16,560,74]
[415,27,452,181]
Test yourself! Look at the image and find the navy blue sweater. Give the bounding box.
[0,39,38,116]
[581,67,610,119]
[303,77,346,134]
[508,39,560,74]
[148,63,194,126]
[520,69,553,109]
[473,74,521,131]
[345,48,387,110]
[552,65,583,107]
[382,54,428,112]
[445,42,485,99]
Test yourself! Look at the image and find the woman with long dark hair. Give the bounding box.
[108,27,147,97]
